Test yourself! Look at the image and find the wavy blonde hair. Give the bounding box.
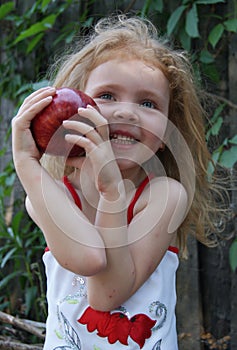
[41,15,227,256]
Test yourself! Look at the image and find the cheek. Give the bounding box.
[143,115,168,142]
[145,131,163,152]
[94,103,111,121]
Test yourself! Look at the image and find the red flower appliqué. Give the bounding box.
[78,306,156,348]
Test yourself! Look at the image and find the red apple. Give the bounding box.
[31,87,98,157]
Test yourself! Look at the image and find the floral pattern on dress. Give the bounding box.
[54,312,82,349]
[51,275,167,349]
[78,306,156,349]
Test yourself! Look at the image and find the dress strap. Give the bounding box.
[63,175,152,220]
[63,176,82,210]
[127,175,153,224]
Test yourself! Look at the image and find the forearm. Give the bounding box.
[87,189,136,311]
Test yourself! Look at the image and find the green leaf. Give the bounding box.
[179,27,191,51]
[219,145,237,168]
[27,33,44,53]
[1,247,17,268]
[41,0,52,11]
[13,14,57,44]
[208,23,224,48]
[167,5,186,36]
[0,271,22,289]
[207,147,222,174]
[153,0,163,12]
[140,0,151,14]
[229,239,237,272]
[14,23,45,44]
[5,172,15,187]
[186,4,199,38]
[201,62,220,82]
[200,50,214,64]
[0,1,14,20]
[208,103,225,126]
[11,211,23,236]
[224,18,237,33]
[212,147,222,163]
[210,116,223,136]
[196,0,225,3]
[229,135,237,145]
[25,286,37,315]
[140,0,163,16]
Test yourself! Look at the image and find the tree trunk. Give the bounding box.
[176,236,202,350]
[228,2,237,347]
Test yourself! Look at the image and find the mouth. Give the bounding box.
[110,130,140,145]
[110,133,139,145]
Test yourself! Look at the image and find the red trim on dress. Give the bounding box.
[127,175,151,225]
[63,176,82,210]
[168,246,179,254]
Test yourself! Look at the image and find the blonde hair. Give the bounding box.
[41,15,228,256]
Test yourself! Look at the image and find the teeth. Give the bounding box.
[110,134,136,144]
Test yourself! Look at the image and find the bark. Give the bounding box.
[228,2,237,347]
[0,311,45,340]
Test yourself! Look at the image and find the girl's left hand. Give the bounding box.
[63,105,122,196]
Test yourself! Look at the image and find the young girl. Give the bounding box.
[12,15,222,350]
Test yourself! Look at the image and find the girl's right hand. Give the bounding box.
[12,87,56,165]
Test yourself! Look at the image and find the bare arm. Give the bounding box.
[12,87,106,276]
[86,177,187,311]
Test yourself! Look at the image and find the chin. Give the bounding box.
[116,158,140,171]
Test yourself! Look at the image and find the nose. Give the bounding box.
[112,102,139,123]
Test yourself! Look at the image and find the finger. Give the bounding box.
[78,105,109,141]
[22,86,56,106]
[65,133,97,156]
[16,87,56,118]
[14,96,54,126]
[63,120,103,145]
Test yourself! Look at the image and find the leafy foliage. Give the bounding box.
[0,161,47,319]
[0,0,237,336]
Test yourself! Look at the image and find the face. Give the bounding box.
[84,59,170,170]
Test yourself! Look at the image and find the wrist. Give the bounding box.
[99,182,126,214]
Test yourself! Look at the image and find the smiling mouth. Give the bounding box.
[110,133,138,145]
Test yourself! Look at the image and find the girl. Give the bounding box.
[12,15,222,350]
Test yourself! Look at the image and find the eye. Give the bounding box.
[140,100,156,109]
[99,93,114,101]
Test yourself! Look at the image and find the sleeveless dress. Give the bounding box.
[43,176,179,350]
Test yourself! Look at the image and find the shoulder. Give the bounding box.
[152,177,188,233]
[140,176,188,208]
[134,176,188,233]
[150,176,187,202]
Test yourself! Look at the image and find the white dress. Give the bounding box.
[43,176,179,350]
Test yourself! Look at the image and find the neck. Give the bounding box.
[120,166,147,189]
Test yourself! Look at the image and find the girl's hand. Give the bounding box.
[12,87,56,165]
[63,105,123,197]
